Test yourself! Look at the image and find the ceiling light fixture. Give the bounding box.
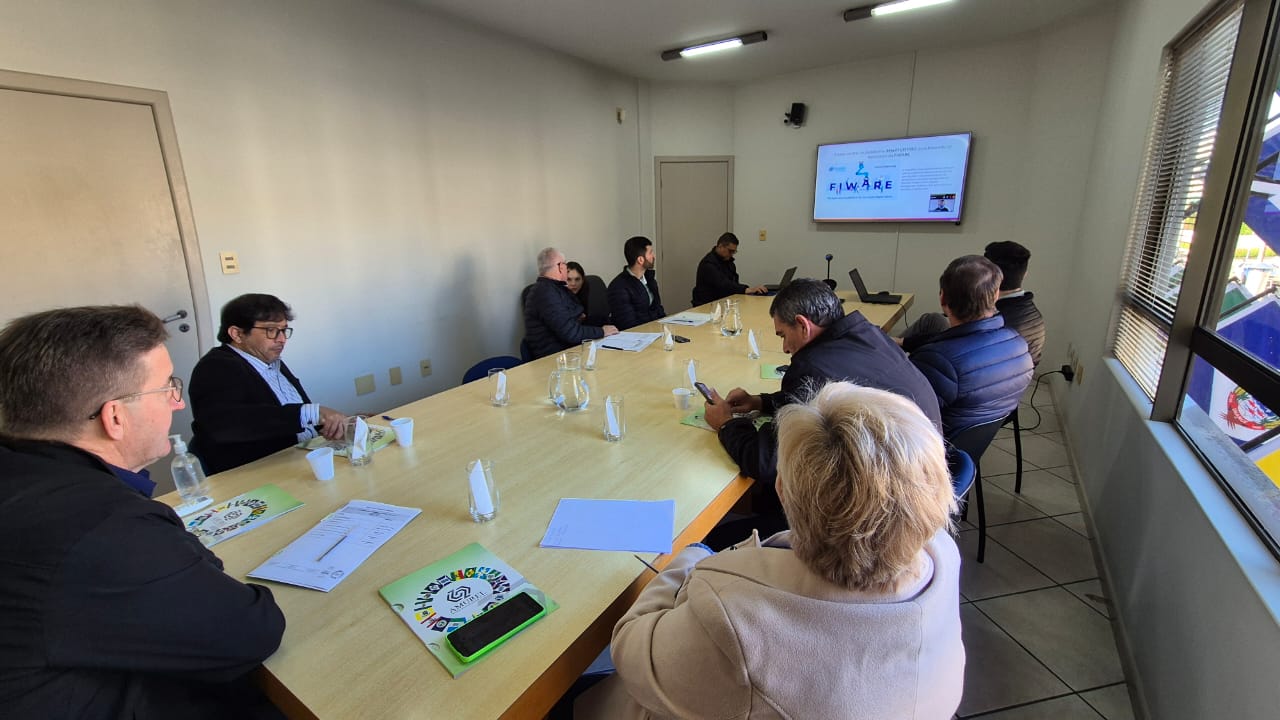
[661,31,767,61]
[844,0,953,22]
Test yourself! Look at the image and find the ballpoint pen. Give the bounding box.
[633,554,660,574]
[315,530,351,562]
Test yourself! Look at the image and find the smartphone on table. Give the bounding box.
[445,591,547,663]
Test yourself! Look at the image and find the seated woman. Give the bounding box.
[575,381,964,719]
[566,261,610,326]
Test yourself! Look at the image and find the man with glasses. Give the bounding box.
[524,247,618,358]
[691,232,769,307]
[0,305,285,718]
[189,293,347,474]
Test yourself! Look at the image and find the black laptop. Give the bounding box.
[849,268,902,304]
[764,266,797,293]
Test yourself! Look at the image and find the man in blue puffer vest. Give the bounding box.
[910,255,1034,438]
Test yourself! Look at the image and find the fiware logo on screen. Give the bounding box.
[827,161,892,196]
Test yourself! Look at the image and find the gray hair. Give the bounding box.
[536,247,562,275]
[769,278,844,328]
[0,305,168,440]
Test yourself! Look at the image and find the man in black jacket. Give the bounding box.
[0,305,285,720]
[702,280,941,541]
[690,232,768,307]
[525,247,619,358]
[607,235,666,330]
[188,294,347,474]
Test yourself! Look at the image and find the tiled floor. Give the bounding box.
[954,381,1138,719]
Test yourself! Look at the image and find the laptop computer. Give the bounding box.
[764,266,797,293]
[848,268,902,304]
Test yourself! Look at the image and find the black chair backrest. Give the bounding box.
[584,274,610,325]
[947,417,1007,466]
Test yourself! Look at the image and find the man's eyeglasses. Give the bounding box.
[88,376,184,420]
[251,326,294,339]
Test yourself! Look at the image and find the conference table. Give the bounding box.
[159,291,912,719]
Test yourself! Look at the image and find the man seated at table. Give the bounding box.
[900,241,1045,366]
[606,235,665,330]
[575,382,964,720]
[525,247,619,358]
[189,293,346,474]
[703,279,941,540]
[0,305,285,719]
[909,255,1034,437]
[690,232,768,307]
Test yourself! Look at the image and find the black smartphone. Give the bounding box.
[693,381,715,404]
[445,591,547,663]
[672,334,691,343]
[776,365,789,374]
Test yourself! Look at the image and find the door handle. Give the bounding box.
[160,310,188,324]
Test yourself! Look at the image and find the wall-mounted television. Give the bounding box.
[813,132,973,223]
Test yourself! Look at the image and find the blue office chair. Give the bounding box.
[1005,408,1025,493]
[461,355,521,385]
[948,416,1006,563]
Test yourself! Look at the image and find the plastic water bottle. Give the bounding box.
[170,434,211,504]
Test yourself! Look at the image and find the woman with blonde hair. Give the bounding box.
[575,381,964,719]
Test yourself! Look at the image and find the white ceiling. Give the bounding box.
[411,0,1115,84]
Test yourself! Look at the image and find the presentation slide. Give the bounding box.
[813,133,972,223]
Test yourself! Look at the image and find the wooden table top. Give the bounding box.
[158,292,911,719]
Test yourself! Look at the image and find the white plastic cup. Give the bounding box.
[672,387,693,410]
[306,447,335,481]
[390,417,414,447]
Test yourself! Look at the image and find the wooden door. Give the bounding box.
[656,157,733,310]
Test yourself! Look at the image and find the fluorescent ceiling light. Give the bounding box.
[844,0,952,22]
[681,38,743,58]
[661,31,767,61]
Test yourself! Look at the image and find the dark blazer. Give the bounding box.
[0,438,284,720]
[692,249,748,306]
[607,268,665,330]
[717,311,942,492]
[188,345,313,475]
[910,314,1034,437]
[524,276,606,358]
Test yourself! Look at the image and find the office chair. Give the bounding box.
[461,355,522,385]
[947,416,1006,563]
[1005,408,1025,493]
[583,274,610,326]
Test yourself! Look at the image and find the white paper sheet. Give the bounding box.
[600,332,663,352]
[540,498,675,553]
[659,312,712,327]
[247,500,420,592]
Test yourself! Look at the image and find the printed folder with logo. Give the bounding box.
[378,543,557,677]
[184,484,303,547]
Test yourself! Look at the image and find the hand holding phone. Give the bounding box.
[694,381,716,404]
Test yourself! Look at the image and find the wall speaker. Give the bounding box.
[784,102,807,128]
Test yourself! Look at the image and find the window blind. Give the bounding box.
[1113,0,1244,399]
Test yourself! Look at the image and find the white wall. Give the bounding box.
[1058,0,1280,717]
[0,0,642,411]
[648,7,1115,369]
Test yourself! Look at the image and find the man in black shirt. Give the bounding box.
[0,305,285,720]
[607,235,666,330]
[690,232,768,307]
[524,247,619,358]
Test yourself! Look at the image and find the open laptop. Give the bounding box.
[848,268,902,304]
[764,266,797,293]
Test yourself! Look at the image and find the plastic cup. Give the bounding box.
[390,417,414,447]
[603,395,625,442]
[467,459,499,522]
[306,447,335,481]
[672,387,693,410]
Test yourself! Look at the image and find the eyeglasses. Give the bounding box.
[251,326,294,339]
[556,262,567,268]
[88,376,184,420]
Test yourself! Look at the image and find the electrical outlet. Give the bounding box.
[219,251,240,275]
[389,366,402,386]
[354,374,376,396]
[420,359,432,377]
[758,229,767,242]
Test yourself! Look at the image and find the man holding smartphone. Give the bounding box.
[702,280,941,542]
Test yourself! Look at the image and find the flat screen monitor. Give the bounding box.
[813,132,973,223]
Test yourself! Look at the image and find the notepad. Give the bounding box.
[659,311,712,327]
[540,498,675,554]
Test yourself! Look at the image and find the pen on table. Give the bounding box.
[315,530,351,562]
[633,554,660,574]
[381,415,396,421]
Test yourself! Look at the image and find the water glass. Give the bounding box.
[603,395,625,442]
[488,368,510,406]
[466,459,499,522]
